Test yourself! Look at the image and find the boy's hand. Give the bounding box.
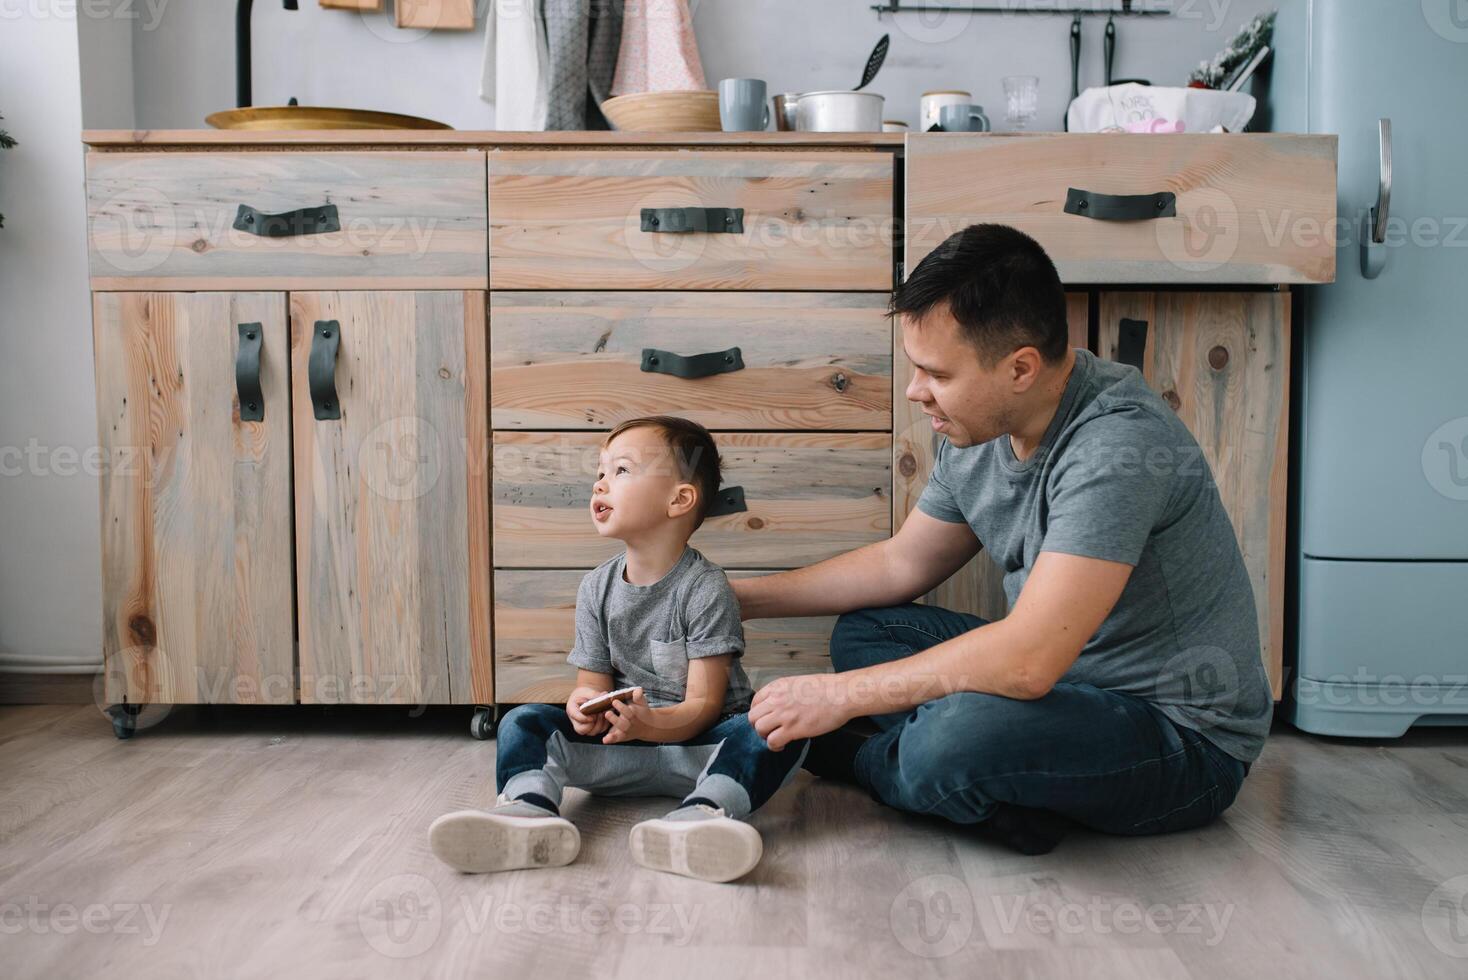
[567,686,612,737]
[602,688,653,745]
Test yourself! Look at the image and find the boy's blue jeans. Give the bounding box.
[831,604,1252,836]
[495,704,809,820]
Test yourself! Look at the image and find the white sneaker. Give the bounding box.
[429,795,580,873]
[629,803,763,883]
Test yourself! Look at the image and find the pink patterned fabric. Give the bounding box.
[610,0,707,95]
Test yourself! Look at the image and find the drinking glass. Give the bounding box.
[1003,75,1039,130]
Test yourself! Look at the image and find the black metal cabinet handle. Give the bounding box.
[1063,188,1176,221]
[640,207,744,234]
[233,202,340,238]
[1116,318,1148,370]
[706,486,748,518]
[236,322,264,422]
[308,320,342,420]
[640,347,744,380]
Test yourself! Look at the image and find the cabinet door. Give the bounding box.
[291,291,491,706]
[892,293,1090,622]
[94,292,295,705]
[1097,292,1289,697]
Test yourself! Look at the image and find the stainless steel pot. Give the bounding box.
[773,92,801,131]
[795,90,885,133]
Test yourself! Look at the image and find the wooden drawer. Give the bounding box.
[492,431,891,568]
[906,134,1336,285]
[493,570,835,703]
[86,151,487,289]
[491,291,892,430]
[487,150,894,290]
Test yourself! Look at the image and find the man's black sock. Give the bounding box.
[972,803,1071,856]
[801,725,871,785]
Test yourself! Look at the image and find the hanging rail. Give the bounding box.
[872,2,1170,17]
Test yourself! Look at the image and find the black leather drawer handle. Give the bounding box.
[1063,188,1176,221]
[233,202,340,238]
[236,322,264,422]
[308,320,341,420]
[706,486,747,518]
[640,207,744,234]
[1117,318,1148,370]
[641,346,744,380]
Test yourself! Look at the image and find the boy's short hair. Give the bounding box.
[603,416,723,527]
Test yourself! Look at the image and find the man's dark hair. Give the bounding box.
[889,223,1070,365]
[603,415,722,527]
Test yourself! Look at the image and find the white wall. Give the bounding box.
[3,0,1275,673]
[0,1,104,672]
[124,0,1275,132]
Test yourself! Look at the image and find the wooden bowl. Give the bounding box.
[600,91,722,132]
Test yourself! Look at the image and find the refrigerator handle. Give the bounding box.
[1361,118,1391,279]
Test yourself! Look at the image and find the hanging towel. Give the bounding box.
[611,0,706,95]
[586,0,624,126]
[480,0,549,131]
[542,0,624,130]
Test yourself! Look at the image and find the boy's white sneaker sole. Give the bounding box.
[629,815,763,883]
[428,809,580,873]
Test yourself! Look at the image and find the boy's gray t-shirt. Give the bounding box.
[568,546,753,713]
[916,348,1273,763]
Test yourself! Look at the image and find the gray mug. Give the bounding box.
[719,78,771,132]
[939,103,991,132]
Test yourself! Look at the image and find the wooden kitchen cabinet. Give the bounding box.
[94,291,296,706]
[82,129,1333,729]
[291,291,492,706]
[92,289,492,712]
[1097,291,1290,697]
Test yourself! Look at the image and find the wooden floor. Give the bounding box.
[3,702,1467,979]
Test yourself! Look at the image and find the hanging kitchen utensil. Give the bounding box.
[1065,13,1081,132]
[856,34,890,91]
[1104,13,1115,86]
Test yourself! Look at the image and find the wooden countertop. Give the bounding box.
[82,129,908,150]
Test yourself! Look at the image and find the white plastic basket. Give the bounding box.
[1066,83,1257,134]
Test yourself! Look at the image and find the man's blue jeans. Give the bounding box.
[830,604,1251,835]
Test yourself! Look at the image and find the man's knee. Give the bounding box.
[898,692,1038,776]
[829,607,889,672]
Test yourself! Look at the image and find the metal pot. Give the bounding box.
[795,90,885,133]
[773,92,801,131]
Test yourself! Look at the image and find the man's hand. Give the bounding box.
[750,673,857,751]
[603,687,654,745]
[566,685,612,737]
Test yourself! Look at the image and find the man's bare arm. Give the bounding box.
[732,510,982,621]
[750,551,1136,748]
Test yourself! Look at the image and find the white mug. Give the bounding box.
[920,90,971,132]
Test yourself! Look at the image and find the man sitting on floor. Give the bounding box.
[737,223,1271,855]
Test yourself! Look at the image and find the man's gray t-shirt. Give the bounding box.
[568,546,753,713]
[916,348,1272,763]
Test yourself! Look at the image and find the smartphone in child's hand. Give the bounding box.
[580,686,641,716]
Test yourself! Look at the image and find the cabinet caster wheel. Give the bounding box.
[110,704,141,740]
[470,708,496,740]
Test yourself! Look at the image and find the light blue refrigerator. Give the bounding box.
[1268,0,1468,736]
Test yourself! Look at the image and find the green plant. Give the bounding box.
[1189,11,1275,89]
[0,112,15,228]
